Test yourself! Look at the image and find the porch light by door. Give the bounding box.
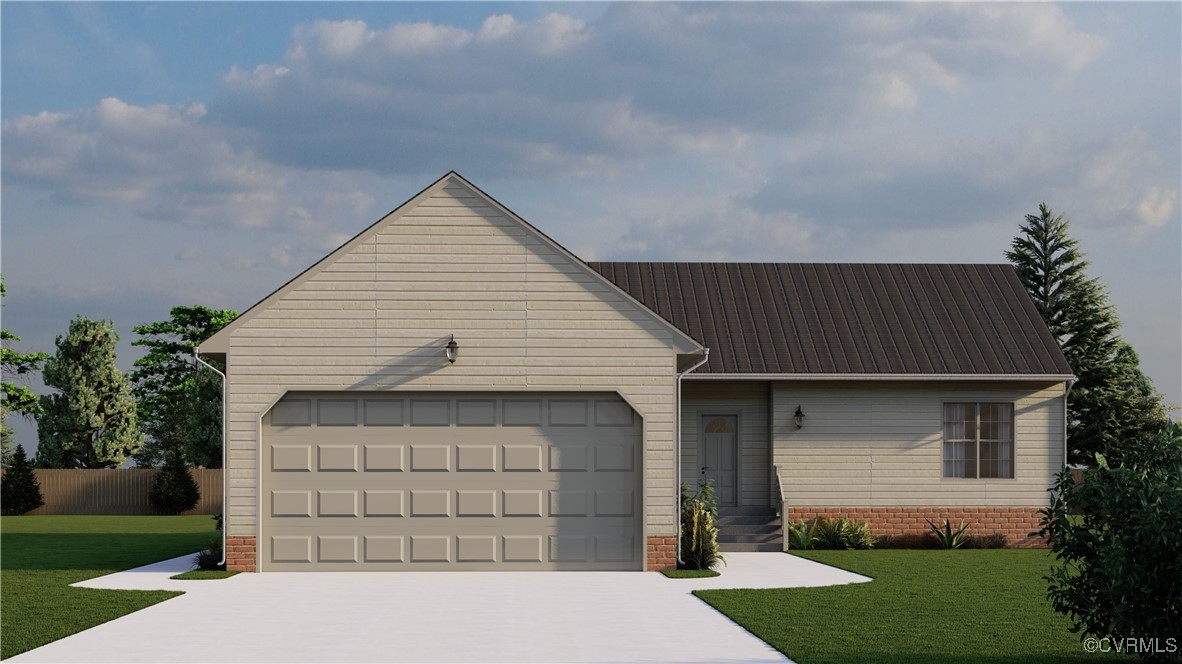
[445,335,459,364]
[794,406,805,429]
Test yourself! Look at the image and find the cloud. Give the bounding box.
[2,97,287,226]
[206,3,1107,180]
[1137,187,1178,228]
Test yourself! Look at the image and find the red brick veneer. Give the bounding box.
[784,507,1045,547]
[647,535,677,570]
[225,535,257,572]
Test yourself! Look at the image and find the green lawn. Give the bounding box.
[695,550,1117,664]
[1,515,217,659]
[661,568,721,579]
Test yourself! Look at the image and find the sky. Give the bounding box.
[2,2,1180,455]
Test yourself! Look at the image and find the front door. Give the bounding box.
[701,415,738,507]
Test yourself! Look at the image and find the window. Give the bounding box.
[943,403,1013,479]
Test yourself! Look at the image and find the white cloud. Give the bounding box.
[1137,187,1178,228]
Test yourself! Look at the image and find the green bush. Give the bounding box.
[812,518,874,550]
[680,480,725,570]
[192,538,224,571]
[963,533,1008,549]
[927,518,970,550]
[874,533,939,549]
[0,445,44,515]
[786,519,817,550]
[148,450,199,514]
[1039,421,1182,656]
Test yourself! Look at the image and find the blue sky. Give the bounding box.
[2,2,1180,453]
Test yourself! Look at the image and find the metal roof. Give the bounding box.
[589,262,1073,377]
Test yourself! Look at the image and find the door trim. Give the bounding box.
[698,412,740,507]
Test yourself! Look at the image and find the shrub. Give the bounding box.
[963,533,1009,549]
[786,519,817,550]
[193,538,225,571]
[874,533,939,549]
[149,450,200,514]
[927,518,970,550]
[213,512,223,531]
[813,518,874,550]
[0,445,44,515]
[1039,421,1182,655]
[680,480,725,570]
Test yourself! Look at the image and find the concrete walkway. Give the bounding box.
[14,552,870,663]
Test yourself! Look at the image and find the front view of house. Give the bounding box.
[200,172,1072,572]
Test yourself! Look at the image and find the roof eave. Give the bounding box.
[685,372,1076,382]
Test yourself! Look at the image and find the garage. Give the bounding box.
[261,393,643,571]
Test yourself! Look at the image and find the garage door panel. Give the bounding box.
[318,445,358,472]
[364,445,405,471]
[409,445,451,471]
[318,490,358,517]
[272,445,312,472]
[364,490,405,517]
[318,536,358,562]
[263,393,641,571]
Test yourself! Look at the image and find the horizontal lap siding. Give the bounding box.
[680,382,771,507]
[225,184,682,537]
[772,381,1065,506]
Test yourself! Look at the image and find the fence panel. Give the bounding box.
[13,469,223,515]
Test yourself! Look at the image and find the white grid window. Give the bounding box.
[943,403,1014,479]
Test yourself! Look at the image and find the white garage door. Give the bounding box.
[261,393,642,571]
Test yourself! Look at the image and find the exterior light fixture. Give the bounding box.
[794,406,805,429]
[445,335,459,364]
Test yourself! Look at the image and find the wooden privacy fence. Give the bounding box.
[15,469,223,516]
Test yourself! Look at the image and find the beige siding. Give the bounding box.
[681,381,771,507]
[772,381,1065,506]
[223,179,688,538]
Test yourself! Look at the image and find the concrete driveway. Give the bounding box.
[13,553,869,663]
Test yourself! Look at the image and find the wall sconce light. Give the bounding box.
[794,406,805,429]
[445,335,459,364]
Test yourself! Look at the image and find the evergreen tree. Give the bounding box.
[1,275,50,466]
[1006,204,1167,464]
[1077,342,1169,466]
[1,444,45,515]
[131,306,235,468]
[149,448,200,514]
[35,316,143,468]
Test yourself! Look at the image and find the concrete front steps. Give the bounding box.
[717,506,783,552]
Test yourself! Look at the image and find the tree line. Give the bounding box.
[1,205,1174,471]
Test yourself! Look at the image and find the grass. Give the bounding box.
[661,568,721,578]
[695,550,1118,664]
[170,569,239,580]
[1,515,217,659]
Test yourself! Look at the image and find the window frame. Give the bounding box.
[941,402,1015,480]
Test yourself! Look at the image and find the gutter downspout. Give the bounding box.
[1063,377,1076,468]
[194,347,228,567]
[674,348,710,567]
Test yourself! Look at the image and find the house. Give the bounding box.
[200,172,1073,572]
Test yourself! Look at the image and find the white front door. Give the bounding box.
[701,415,738,507]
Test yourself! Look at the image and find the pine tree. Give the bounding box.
[131,306,234,468]
[1,444,45,515]
[1077,342,1169,466]
[35,316,143,468]
[149,448,200,514]
[1,275,50,466]
[1006,204,1167,464]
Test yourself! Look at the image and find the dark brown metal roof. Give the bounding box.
[589,262,1073,377]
